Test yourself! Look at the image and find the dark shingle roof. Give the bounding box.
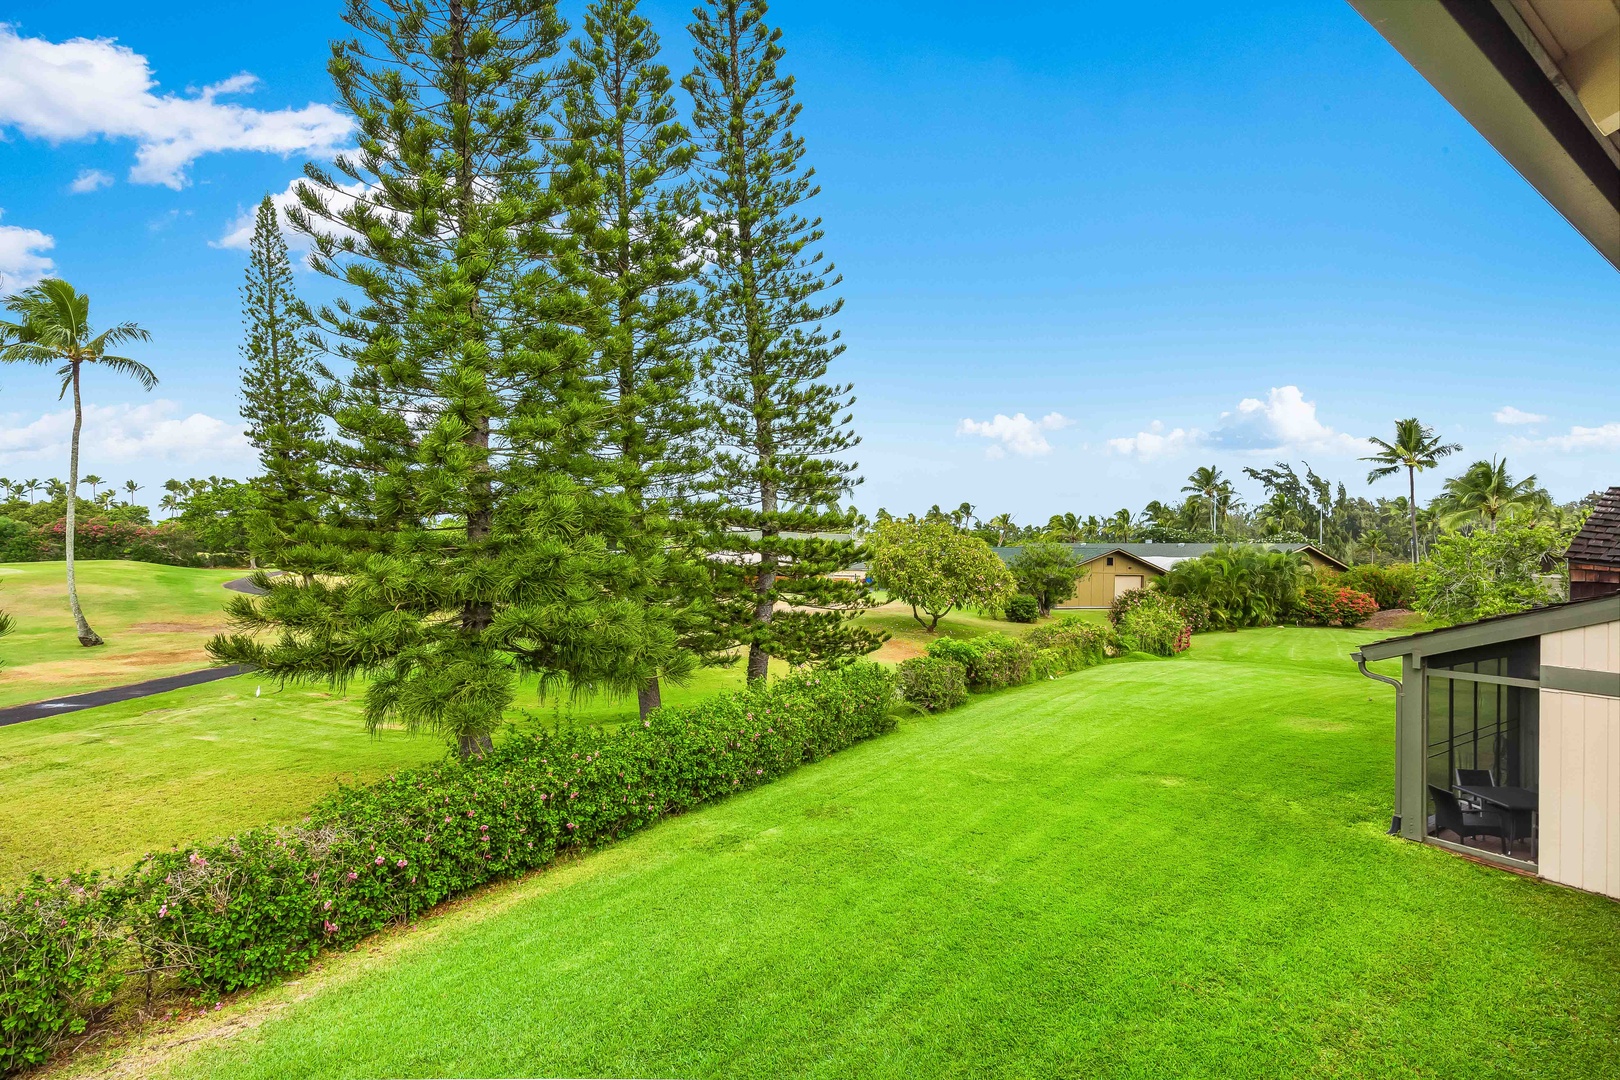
[1567,486,1620,568]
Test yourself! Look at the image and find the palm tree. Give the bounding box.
[986,512,1016,546]
[81,474,104,501]
[1181,465,1226,533]
[0,279,155,646]
[123,479,142,506]
[44,478,67,501]
[21,479,40,504]
[1438,457,1546,531]
[1045,512,1083,543]
[1362,418,1460,564]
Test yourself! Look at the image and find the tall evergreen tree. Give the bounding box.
[211,0,682,754]
[559,0,706,718]
[685,0,881,683]
[238,195,325,567]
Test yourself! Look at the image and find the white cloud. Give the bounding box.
[0,400,251,467]
[1523,422,1620,452]
[67,168,114,194]
[1493,405,1547,425]
[215,174,368,257]
[1106,420,1202,460]
[1107,385,1367,460]
[957,411,1071,458]
[0,24,352,189]
[0,210,55,290]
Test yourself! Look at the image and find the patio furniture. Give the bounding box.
[1429,785,1510,854]
[1455,768,1496,810]
[1457,784,1538,859]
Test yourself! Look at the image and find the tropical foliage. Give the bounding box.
[1361,418,1460,564]
[1007,541,1083,616]
[1416,519,1572,625]
[867,518,1016,630]
[1437,457,1549,531]
[1157,545,1309,629]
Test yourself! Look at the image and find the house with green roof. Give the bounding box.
[991,542,1347,609]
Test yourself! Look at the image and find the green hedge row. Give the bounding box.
[895,618,1119,713]
[0,663,897,1075]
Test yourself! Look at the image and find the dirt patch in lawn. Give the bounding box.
[1362,608,1420,631]
[873,636,927,663]
[129,622,228,634]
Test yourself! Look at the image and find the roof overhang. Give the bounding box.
[1356,594,1620,661]
[1348,0,1620,270]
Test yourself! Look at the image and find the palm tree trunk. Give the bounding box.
[66,364,104,647]
[1407,466,1419,565]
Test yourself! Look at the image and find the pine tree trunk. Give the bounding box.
[638,678,661,721]
[65,363,103,647]
[456,732,493,758]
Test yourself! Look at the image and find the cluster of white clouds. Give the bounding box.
[1493,405,1546,425]
[0,23,351,190]
[957,412,1072,459]
[0,401,251,470]
[1107,385,1368,460]
[0,209,55,290]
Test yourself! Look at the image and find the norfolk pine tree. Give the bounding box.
[559,0,708,719]
[211,0,684,754]
[685,0,881,683]
[238,195,325,570]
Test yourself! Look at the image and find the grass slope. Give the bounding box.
[0,561,243,708]
[125,628,1618,1079]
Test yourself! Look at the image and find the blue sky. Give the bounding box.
[1,0,1614,522]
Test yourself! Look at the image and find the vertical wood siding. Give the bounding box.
[1542,621,1620,672]
[1538,687,1620,898]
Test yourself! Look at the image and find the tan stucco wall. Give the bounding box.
[1539,686,1620,899]
[1058,553,1162,609]
[1543,621,1620,673]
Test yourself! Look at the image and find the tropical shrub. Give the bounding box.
[923,633,1036,690]
[867,518,1016,630]
[0,875,125,1075]
[1117,603,1191,656]
[1337,562,1419,610]
[896,656,968,712]
[1157,545,1308,629]
[1004,594,1039,623]
[1108,586,1210,634]
[1295,583,1379,627]
[0,665,896,1064]
[1006,542,1082,616]
[1417,520,1570,626]
[0,517,40,562]
[1026,617,1116,669]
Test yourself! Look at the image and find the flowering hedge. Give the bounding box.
[0,663,896,1073]
[1294,583,1378,627]
[30,519,204,566]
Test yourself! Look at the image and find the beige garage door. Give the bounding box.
[1114,575,1144,599]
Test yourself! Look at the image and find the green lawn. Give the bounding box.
[94,627,1618,1080]
[0,662,776,882]
[0,561,243,708]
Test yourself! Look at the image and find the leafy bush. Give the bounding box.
[923,634,1036,690]
[1157,545,1308,629]
[1117,603,1191,656]
[1337,563,1419,610]
[1026,617,1116,669]
[0,665,896,1062]
[0,875,125,1075]
[897,656,968,712]
[1006,542,1081,616]
[867,518,1015,630]
[1004,594,1039,623]
[1417,520,1570,626]
[0,517,41,562]
[1295,583,1379,627]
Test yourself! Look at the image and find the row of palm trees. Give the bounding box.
[0,279,157,647]
[0,476,143,507]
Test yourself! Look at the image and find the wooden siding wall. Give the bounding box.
[1060,554,1162,609]
[1538,622,1620,899]
[1539,689,1620,899]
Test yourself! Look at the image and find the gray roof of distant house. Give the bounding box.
[989,541,1347,572]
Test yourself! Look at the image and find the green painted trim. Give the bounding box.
[1425,668,1540,690]
[1358,597,1620,662]
[1398,654,1425,842]
[1542,666,1620,698]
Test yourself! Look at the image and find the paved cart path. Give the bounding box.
[0,575,269,727]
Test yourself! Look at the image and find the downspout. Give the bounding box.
[1353,651,1405,835]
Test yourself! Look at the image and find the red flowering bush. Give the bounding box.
[1295,583,1379,627]
[33,518,203,566]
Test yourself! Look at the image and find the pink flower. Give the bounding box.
[566,822,577,830]
[346,871,358,881]
[396,858,407,868]
[158,904,168,918]
[322,900,333,910]
[374,856,385,865]
[323,920,338,934]
[479,824,488,832]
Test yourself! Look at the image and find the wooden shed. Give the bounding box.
[1355,596,1620,899]
[992,542,1348,610]
[1567,486,1620,601]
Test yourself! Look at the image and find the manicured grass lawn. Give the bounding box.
[0,561,244,708]
[858,599,1100,663]
[119,628,1619,1079]
[1,662,778,882]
